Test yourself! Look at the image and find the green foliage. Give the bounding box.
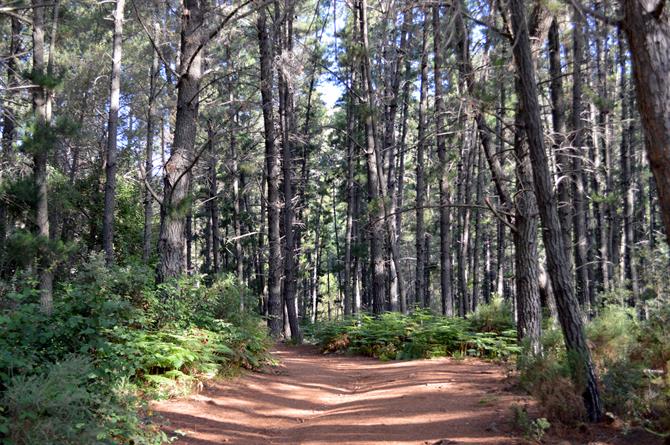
[517,352,586,424]
[517,301,670,434]
[587,305,638,366]
[511,404,551,441]
[468,297,515,334]
[0,254,270,444]
[307,309,520,361]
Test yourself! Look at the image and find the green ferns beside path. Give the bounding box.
[308,308,520,361]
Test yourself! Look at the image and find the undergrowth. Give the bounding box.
[306,303,520,361]
[0,253,270,444]
[519,302,670,436]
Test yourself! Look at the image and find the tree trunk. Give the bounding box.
[621,2,670,244]
[32,0,53,314]
[143,22,159,263]
[416,12,429,309]
[508,0,602,421]
[382,6,412,312]
[0,17,21,268]
[279,0,302,342]
[257,6,283,336]
[618,30,640,304]
[206,122,220,274]
[344,63,357,316]
[102,0,125,265]
[513,105,542,355]
[358,0,386,314]
[570,7,592,310]
[548,18,573,255]
[433,5,454,316]
[156,0,204,283]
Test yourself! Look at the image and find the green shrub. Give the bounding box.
[517,353,586,424]
[0,255,270,444]
[468,297,515,334]
[308,309,520,361]
[587,305,638,367]
[1,356,99,445]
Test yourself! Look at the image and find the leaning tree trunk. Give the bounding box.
[508,0,602,422]
[102,0,125,265]
[621,1,670,244]
[257,6,283,336]
[156,0,204,283]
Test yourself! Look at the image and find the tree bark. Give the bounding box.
[0,17,21,268]
[257,6,283,336]
[621,1,670,244]
[32,0,53,314]
[156,0,204,283]
[548,17,573,256]
[433,5,454,316]
[570,7,592,310]
[618,29,640,304]
[279,0,302,342]
[508,0,602,421]
[102,0,125,265]
[358,0,386,314]
[143,23,159,263]
[416,12,429,309]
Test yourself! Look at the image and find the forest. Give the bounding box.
[0,0,669,443]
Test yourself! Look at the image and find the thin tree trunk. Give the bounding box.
[279,0,302,342]
[143,23,159,263]
[358,0,386,314]
[382,7,412,312]
[102,0,125,265]
[618,30,640,305]
[415,11,429,309]
[257,6,283,336]
[206,122,220,274]
[32,0,53,314]
[548,18,573,255]
[433,5,454,316]
[0,17,21,266]
[344,65,356,316]
[571,7,592,310]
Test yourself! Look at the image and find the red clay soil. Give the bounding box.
[153,344,664,445]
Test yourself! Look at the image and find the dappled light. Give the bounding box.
[0,0,669,443]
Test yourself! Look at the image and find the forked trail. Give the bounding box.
[154,344,529,444]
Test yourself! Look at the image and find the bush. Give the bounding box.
[587,305,638,368]
[469,297,515,334]
[518,353,586,424]
[1,356,99,445]
[308,309,520,361]
[0,254,270,444]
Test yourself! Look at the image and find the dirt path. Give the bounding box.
[154,344,533,444]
